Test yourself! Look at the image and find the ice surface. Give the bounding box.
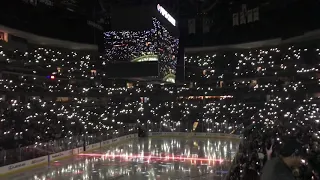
[3,137,239,180]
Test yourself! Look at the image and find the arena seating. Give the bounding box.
[0,39,319,179]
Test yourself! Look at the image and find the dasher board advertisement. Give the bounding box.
[0,31,8,42]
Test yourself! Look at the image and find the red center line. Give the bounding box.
[77,153,228,163]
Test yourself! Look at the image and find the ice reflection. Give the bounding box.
[5,138,239,180]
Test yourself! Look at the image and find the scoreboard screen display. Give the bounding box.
[103,18,179,83]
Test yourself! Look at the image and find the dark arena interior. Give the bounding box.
[0,0,320,180]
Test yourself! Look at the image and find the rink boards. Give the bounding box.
[0,134,138,176]
[149,132,241,139]
[0,132,240,176]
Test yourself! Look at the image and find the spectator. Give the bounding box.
[261,138,304,180]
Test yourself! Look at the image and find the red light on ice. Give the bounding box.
[50,76,55,80]
[78,153,225,163]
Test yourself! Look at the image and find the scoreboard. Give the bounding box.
[104,4,179,83]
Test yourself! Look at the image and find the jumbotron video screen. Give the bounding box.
[104,18,179,83]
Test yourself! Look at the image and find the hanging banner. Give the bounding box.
[188,18,196,34]
[233,13,239,26]
[203,18,210,33]
[232,4,259,26]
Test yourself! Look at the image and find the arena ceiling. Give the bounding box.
[98,0,298,17]
[56,0,302,20]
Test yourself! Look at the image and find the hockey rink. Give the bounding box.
[3,137,239,180]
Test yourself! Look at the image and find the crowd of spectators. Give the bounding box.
[1,34,320,180]
[226,95,320,180]
[185,44,320,179]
